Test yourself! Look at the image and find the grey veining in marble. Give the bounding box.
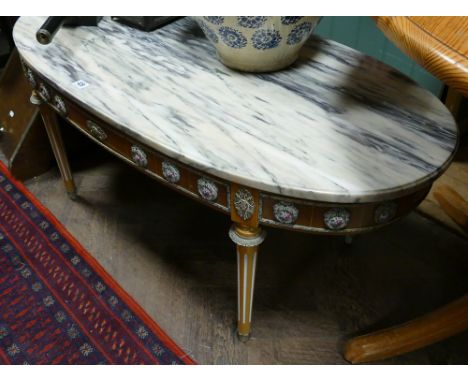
[14,17,458,203]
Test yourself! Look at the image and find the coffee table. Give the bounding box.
[14,16,458,340]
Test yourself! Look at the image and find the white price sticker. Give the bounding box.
[73,80,89,89]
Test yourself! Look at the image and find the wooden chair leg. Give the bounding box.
[445,87,463,117]
[345,182,468,364]
[344,294,468,364]
[433,185,468,231]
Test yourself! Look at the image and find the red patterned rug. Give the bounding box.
[0,161,195,364]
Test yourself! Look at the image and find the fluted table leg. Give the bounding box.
[229,224,266,340]
[30,91,76,198]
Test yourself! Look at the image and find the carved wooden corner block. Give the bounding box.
[230,183,261,228]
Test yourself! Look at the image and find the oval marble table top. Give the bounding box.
[14,17,458,203]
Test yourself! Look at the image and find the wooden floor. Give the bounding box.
[19,142,468,364]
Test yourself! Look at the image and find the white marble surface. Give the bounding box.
[14,17,458,203]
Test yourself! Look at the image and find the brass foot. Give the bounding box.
[67,191,77,200]
[237,332,251,343]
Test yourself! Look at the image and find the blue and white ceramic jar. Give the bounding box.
[194,16,321,72]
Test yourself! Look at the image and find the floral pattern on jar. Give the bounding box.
[204,16,225,25]
[287,22,313,45]
[280,17,304,25]
[218,26,247,49]
[237,16,267,28]
[252,29,282,50]
[194,16,321,72]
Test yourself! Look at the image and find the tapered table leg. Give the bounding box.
[30,91,76,198]
[229,223,266,340]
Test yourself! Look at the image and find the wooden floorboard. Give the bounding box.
[19,146,468,364]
